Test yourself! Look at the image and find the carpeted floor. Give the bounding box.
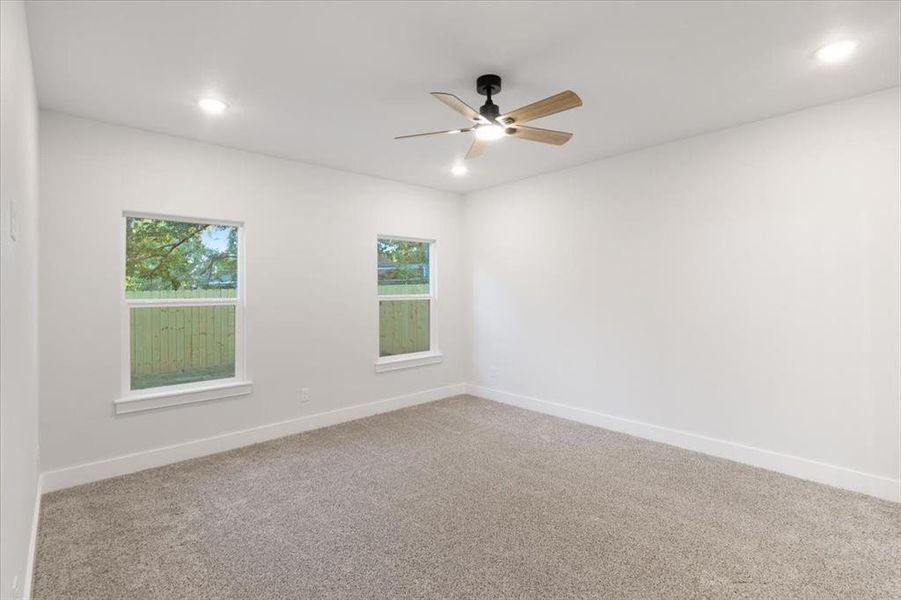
[33,395,900,599]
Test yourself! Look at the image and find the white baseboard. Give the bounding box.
[467,384,900,503]
[38,381,899,503]
[41,383,466,493]
[22,473,43,600]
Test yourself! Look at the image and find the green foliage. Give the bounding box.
[126,218,237,291]
[378,238,428,265]
[378,238,429,285]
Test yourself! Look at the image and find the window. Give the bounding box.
[120,214,248,410]
[376,237,441,371]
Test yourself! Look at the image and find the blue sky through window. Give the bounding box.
[201,226,232,252]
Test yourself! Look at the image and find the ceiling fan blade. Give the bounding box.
[431,92,485,123]
[497,90,582,126]
[465,137,488,160]
[395,127,472,140]
[509,125,573,145]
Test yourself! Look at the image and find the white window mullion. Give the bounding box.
[125,298,239,308]
[376,294,430,302]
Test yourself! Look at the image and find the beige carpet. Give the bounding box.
[33,395,900,599]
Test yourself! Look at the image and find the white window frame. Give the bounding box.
[115,211,252,414]
[375,235,442,372]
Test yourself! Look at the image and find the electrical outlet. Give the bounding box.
[12,575,19,594]
[488,365,498,381]
[300,388,310,403]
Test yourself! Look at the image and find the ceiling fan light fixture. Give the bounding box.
[396,77,581,159]
[474,124,505,141]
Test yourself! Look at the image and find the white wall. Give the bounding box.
[38,112,465,474]
[0,1,41,597]
[33,89,901,501]
[465,88,901,500]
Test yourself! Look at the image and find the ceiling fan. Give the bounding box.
[395,74,582,160]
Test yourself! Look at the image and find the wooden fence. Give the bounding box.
[128,289,236,389]
[128,287,431,388]
[379,299,429,356]
[377,283,431,356]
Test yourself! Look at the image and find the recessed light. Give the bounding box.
[815,40,858,63]
[475,124,505,141]
[197,97,228,115]
[451,164,468,176]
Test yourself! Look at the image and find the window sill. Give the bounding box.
[115,380,253,414]
[375,351,443,373]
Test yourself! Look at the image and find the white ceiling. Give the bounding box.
[25,1,901,193]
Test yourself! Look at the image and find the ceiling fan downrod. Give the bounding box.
[477,74,502,122]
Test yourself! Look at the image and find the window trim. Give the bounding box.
[375,235,441,371]
[116,211,250,413]
[375,350,443,373]
[114,381,254,415]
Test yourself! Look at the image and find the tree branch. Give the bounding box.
[142,224,209,278]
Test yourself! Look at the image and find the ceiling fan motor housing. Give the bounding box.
[476,74,502,96]
[477,74,502,121]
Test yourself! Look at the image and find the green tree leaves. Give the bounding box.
[126,218,237,292]
[378,238,429,286]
